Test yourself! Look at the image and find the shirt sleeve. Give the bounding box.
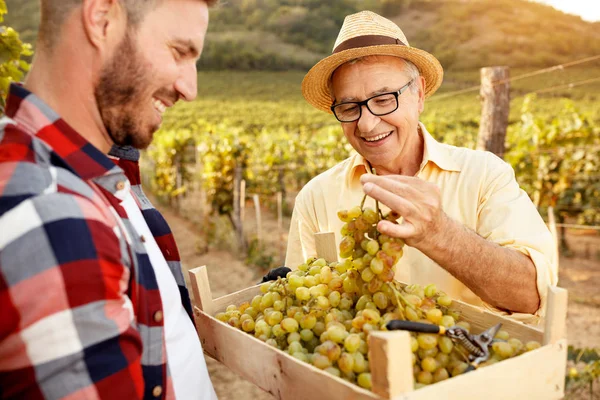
[285,188,320,268]
[0,192,144,399]
[476,153,558,323]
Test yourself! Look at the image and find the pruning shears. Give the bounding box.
[386,320,502,372]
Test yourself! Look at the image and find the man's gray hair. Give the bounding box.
[328,56,421,102]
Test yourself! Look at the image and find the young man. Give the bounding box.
[287,11,557,323]
[0,0,218,398]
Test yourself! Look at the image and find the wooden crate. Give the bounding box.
[189,233,568,400]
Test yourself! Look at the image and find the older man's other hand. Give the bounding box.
[360,174,449,249]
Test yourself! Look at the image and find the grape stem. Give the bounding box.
[387,282,415,312]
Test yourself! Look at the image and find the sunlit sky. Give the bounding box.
[534,0,600,22]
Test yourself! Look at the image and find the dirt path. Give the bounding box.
[155,201,600,399]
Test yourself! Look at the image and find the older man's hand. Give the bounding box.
[360,174,450,250]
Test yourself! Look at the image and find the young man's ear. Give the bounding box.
[81,0,127,50]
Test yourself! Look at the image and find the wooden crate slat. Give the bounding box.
[369,331,414,398]
[402,339,567,400]
[195,309,381,400]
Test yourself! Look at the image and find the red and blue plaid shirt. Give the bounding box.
[0,84,193,399]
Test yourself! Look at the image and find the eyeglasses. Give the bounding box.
[330,80,414,123]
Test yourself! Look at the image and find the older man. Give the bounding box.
[0,0,218,398]
[286,11,556,323]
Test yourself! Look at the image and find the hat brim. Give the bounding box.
[302,45,444,114]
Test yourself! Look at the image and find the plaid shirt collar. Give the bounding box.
[5,84,132,187]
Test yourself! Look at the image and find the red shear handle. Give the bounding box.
[386,320,444,334]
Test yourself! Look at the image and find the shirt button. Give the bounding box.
[115,181,126,191]
[140,235,146,243]
[153,310,163,323]
[152,385,163,397]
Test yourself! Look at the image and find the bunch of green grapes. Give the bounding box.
[217,202,543,390]
[337,204,404,285]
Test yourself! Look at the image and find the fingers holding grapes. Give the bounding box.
[360,174,447,248]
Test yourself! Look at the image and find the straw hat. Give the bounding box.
[302,10,444,113]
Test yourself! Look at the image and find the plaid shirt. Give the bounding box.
[0,84,193,399]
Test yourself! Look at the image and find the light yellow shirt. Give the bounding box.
[285,123,557,324]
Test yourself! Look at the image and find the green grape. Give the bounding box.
[362,208,378,224]
[362,309,381,325]
[320,266,333,284]
[433,367,449,383]
[239,313,253,323]
[241,319,255,332]
[455,321,471,332]
[357,373,372,389]
[337,352,355,374]
[406,307,420,322]
[347,206,362,219]
[451,362,469,377]
[251,295,262,310]
[281,318,299,333]
[440,315,455,328]
[215,312,228,322]
[287,332,302,344]
[295,287,310,301]
[421,356,438,373]
[328,291,341,307]
[492,341,515,359]
[266,311,283,326]
[366,240,380,256]
[260,282,271,294]
[327,326,348,343]
[417,334,439,350]
[288,341,304,354]
[494,330,510,341]
[272,324,285,338]
[426,308,443,324]
[508,338,524,354]
[344,334,361,353]
[438,336,454,354]
[361,267,375,282]
[437,295,452,307]
[316,296,330,309]
[525,341,541,351]
[416,370,433,385]
[300,329,314,342]
[227,317,241,329]
[418,346,438,359]
[353,352,368,373]
[304,275,317,288]
[288,275,304,288]
[339,236,356,258]
[410,336,419,352]
[325,367,342,377]
[313,258,327,267]
[337,210,351,222]
[292,352,308,362]
[369,258,384,275]
[312,353,332,369]
[435,352,450,368]
[373,292,389,310]
[424,284,438,298]
[313,321,326,337]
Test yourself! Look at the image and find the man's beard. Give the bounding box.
[95,32,156,150]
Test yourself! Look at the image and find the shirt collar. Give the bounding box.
[5,83,123,182]
[348,122,461,184]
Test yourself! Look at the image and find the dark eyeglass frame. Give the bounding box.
[330,80,414,123]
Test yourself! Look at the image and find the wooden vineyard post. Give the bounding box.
[253,194,262,242]
[277,192,284,259]
[314,232,338,263]
[477,66,510,158]
[233,166,246,253]
[240,179,246,222]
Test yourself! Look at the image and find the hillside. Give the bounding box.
[5,0,600,71]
